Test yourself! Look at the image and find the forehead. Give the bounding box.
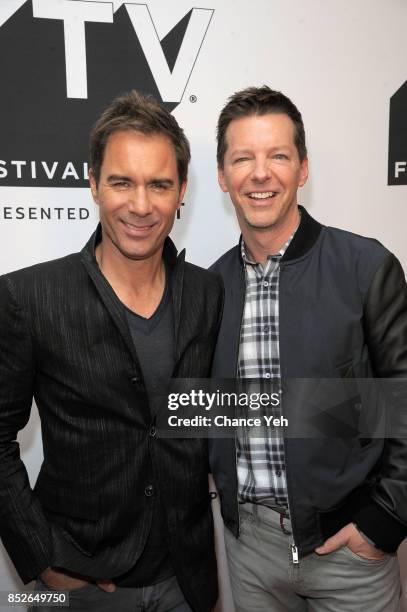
[102,129,177,170]
[225,113,296,151]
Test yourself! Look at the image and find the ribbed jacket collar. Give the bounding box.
[237,206,322,264]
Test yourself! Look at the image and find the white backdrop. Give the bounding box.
[0,1,406,610]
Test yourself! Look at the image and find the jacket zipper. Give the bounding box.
[279,263,299,565]
[290,537,299,563]
[279,383,299,564]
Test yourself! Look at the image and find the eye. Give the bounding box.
[112,181,130,189]
[151,182,166,190]
[151,181,172,192]
[273,153,288,160]
[233,157,250,164]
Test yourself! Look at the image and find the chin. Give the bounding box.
[126,251,154,261]
[245,216,278,230]
[113,241,152,261]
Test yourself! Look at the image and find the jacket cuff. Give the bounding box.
[353,500,406,553]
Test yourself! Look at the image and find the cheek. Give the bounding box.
[277,169,299,189]
[226,172,245,194]
[219,165,242,192]
[98,198,123,219]
[157,200,179,220]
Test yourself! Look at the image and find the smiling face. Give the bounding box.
[218,113,308,239]
[89,129,186,263]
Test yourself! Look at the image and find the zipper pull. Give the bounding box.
[291,544,299,564]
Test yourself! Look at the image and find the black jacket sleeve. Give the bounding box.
[0,275,52,583]
[354,253,407,551]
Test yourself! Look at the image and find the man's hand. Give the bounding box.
[315,523,387,560]
[39,567,116,592]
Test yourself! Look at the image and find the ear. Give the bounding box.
[298,157,309,187]
[88,169,99,204]
[177,180,187,207]
[217,166,229,193]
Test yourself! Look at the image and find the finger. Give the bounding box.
[315,532,346,555]
[96,579,116,593]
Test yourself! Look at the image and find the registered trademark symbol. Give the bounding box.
[189,95,197,103]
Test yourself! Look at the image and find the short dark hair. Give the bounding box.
[90,90,190,184]
[217,85,307,167]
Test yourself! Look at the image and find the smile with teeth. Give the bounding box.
[248,191,277,199]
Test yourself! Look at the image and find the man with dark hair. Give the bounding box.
[90,90,191,186]
[0,89,222,612]
[210,85,407,610]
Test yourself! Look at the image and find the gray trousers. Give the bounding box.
[224,503,401,612]
[29,574,193,612]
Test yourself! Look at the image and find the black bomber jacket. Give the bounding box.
[209,206,407,556]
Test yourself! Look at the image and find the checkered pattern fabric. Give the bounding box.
[237,232,296,508]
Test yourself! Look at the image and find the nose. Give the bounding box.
[251,156,271,182]
[127,187,153,216]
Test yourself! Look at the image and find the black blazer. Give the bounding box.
[0,228,223,612]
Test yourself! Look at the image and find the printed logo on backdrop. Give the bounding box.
[0,0,213,205]
[388,80,407,185]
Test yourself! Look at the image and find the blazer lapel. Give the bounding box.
[80,229,139,364]
[171,248,185,362]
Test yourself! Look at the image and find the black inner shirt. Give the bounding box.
[125,274,175,399]
[115,270,175,587]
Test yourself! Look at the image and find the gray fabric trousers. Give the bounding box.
[224,503,401,612]
[29,574,193,612]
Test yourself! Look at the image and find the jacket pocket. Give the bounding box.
[334,359,368,445]
[336,358,355,379]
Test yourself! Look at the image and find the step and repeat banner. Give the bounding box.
[0,0,406,609]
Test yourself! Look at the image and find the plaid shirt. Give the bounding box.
[237,231,297,509]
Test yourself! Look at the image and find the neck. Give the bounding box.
[95,240,166,317]
[242,206,300,264]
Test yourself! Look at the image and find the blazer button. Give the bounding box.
[149,426,157,438]
[131,376,139,386]
[144,484,154,497]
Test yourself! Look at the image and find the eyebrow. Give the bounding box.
[231,145,292,155]
[268,145,291,151]
[105,175,175,186]
[230,149,251,156]
[148,177,175,186]
[106,174,131,183]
